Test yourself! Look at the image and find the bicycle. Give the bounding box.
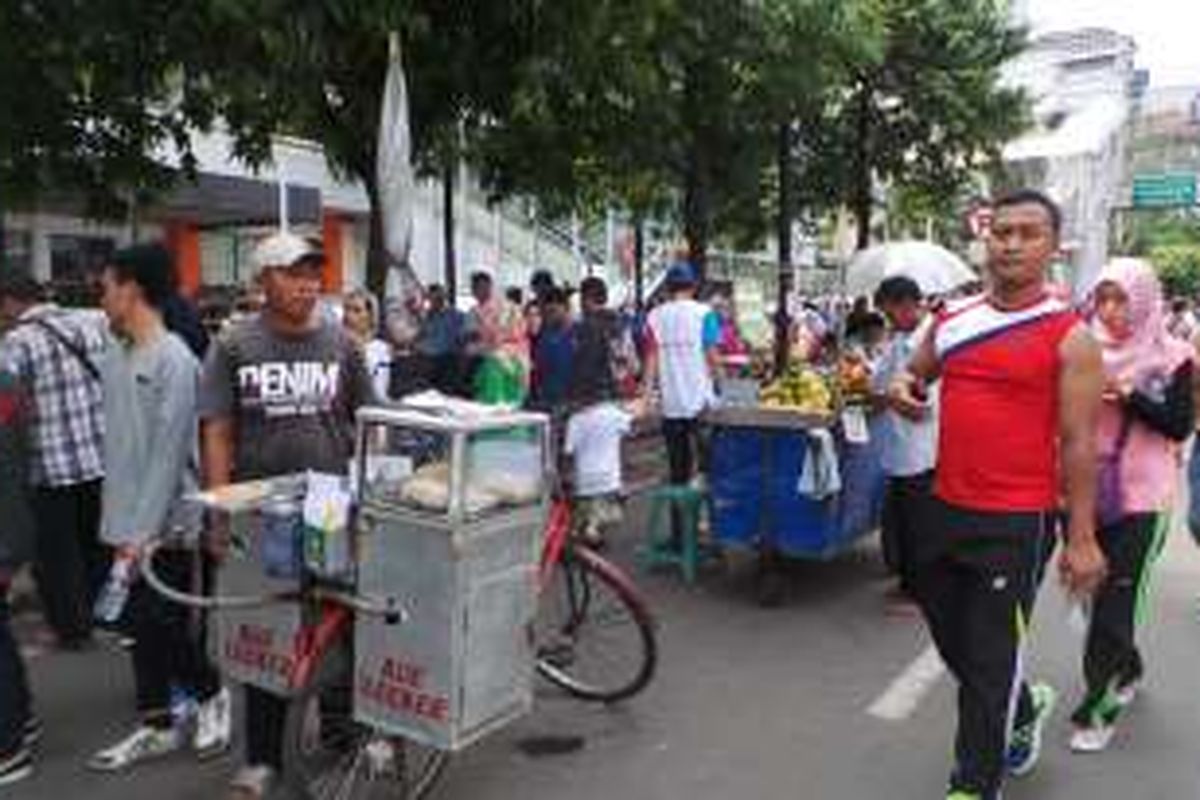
[534,494,658,703]
[140,493,657,800]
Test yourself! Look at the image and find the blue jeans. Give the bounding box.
[0,588,32,753]
[1189,438,1200,543]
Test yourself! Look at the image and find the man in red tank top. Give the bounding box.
[889,190,1107,800]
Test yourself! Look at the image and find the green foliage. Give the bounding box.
[191,0,542,295]
[1126,211,1200,298]
[809,0,1029,247]
[0,0,1031,285]
[0,0,220,215]
[1151,245,1200,299]
[1121,211,1200,255]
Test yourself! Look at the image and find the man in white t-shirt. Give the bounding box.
[870,276,938,603]
[643,263,720,542]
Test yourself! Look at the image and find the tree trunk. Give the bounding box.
[775,122,794,375]
[633,216,646,308]
[683,143,711,282]
[363,175,390,302]
[853,87,873,252]
[442,159,457,299]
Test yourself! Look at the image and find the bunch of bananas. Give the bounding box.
[759,367,833,415]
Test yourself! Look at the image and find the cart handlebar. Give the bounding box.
[138,540,411,624]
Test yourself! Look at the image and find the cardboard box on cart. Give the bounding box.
[352,404,549,752]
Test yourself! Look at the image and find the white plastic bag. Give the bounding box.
[303,472,353,578]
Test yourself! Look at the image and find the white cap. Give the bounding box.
[252,232,324,271]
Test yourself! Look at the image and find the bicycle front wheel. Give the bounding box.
[282,637,449,800]
[535,546,658,703]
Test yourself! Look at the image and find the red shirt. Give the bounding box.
[934,294,1078,512]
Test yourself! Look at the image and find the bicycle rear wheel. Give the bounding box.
[535,545,658,703]
[282,638,449,800]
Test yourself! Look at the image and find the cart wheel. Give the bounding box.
[535,545,658,703]
[282,637,449,800]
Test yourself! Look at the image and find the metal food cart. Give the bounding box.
[175,401,551,779]
[352,405,551,751]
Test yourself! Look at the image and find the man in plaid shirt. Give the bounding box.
[0,270,106,648]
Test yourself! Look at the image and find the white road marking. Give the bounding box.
[867,645,946,722]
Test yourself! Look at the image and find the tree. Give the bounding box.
[811,0,1029,249]
[195,0,539,299]
[478,0,858,281]
[1123,210,1200,298]
[1153,245,1200,299]
[0,0,218,224]
[475,1,678,227]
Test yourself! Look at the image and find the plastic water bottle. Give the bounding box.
[94,554,135,624]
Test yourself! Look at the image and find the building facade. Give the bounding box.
[1,127,585,306]
[1002,28,1140,291]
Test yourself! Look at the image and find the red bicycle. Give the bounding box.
[141,495,656,800]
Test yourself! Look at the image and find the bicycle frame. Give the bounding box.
[143,496,573,699]
[288,601,353,692]
[538,497,574,587]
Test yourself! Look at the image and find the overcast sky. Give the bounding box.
[1028,0,1200,88]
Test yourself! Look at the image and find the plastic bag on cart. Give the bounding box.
[303,472,353,579]
[798,428,842,500]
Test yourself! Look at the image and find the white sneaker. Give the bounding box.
[88,726,182,771]
[194,687,233,758]
[1070,724,1115,753]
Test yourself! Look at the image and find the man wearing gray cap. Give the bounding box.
[198,232,375,800]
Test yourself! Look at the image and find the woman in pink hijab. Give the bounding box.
[1070,258,1195,753]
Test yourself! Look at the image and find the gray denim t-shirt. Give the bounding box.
[198,316,375,481]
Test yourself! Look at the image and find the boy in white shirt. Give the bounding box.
[564,400,636,546]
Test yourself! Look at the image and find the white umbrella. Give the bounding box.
[845,241,978,298]
[377,32,423,342]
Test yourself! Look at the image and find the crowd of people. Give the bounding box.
[2,187,1199,800]
[0,230,724,794]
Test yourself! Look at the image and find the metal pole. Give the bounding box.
[442,162,457,299]
[605,208,615,273]
[278,181,289,233]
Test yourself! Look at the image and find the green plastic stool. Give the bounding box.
[637,485,720,584]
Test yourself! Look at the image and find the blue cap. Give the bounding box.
[666,262,698,288]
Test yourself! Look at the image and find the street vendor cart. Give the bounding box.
[703,402,887,603]
[142,404,552,800]
[141,395,658,799]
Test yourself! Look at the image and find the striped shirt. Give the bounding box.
[0,305,106,487]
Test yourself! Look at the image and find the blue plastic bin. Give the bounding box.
[709,418,885,559]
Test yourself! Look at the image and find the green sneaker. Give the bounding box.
[1007,682,1057,777]
[946,793,982,800]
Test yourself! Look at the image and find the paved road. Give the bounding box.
[10,518,1200,800]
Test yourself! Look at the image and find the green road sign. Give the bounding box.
[1132,173,1197,208]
